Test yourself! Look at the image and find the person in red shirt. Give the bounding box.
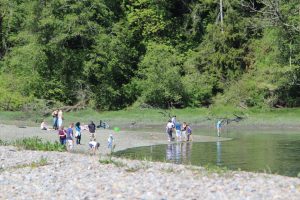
[58,126,67,145]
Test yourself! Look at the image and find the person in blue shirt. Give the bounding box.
[175,122,182,141]
[107,134,114,149]
[66,123,74,151]
[216,120,223,137]
[75,122,82,145]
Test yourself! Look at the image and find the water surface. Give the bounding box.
[115,131,300,177]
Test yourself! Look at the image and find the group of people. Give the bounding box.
[57,121,98,152]
[57,120,114,154]
[40,109,115,154]
[166,116,192,142]
[51,109,64,130]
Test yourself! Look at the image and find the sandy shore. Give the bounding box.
[0,124,230,154]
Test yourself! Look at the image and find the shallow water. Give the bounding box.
[115,130,300,177]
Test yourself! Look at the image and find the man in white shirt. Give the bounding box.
[166,120,175,142]
[171,115,176,126]
[89,140,100,155]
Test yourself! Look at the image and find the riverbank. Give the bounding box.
[1,146,300,199]
[0,124,230,154]
[2,107,300,132]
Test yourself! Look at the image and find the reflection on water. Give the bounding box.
[216,141,221,166]
[165,142,192,163]
[115,131,300,177]
[165,141,223,167]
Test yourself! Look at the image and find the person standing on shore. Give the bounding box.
[57,109,63,128]
[107,134,114,150]
[52,109,58,130]
[58,126,67,145]
[66,123,74,151]
[88,121,96,141]
[166,120,174,142]
[75,122,82,145]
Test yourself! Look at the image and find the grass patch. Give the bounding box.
[203,164,229,175]
[0,139,9,146]
[5,156,49,171]
[99,157,126,167]
[162,166,176,173]
[1,107,300,130]
[22,156,48,169]
[0,137,67,152]
[125,166,140,172]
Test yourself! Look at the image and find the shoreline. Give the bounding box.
[0,124,231,155]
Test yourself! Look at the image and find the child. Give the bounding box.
[107,134,114,149]
[89,140,100,155]
[186,124,192,141]
[58,126,66,145]
[181,122,187,141]
[40,119,48,130]
[66,123,74,151]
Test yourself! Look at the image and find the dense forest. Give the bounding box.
[0,0,299,111]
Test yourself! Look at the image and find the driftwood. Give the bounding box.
[158,110,172,119]
[42,101,87,116]
[225,114,245,125]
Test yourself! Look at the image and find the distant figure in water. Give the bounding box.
[166,120,175,142]
[175,121,182,141]
[181,122,187,141]
[216,120,223,137]
[186,124,192,141]
[171,115,176,126]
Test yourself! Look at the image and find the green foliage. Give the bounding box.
[0,0,299,110]
[13,137,66,152]
[135,43,187,108]
[203,163,228,175]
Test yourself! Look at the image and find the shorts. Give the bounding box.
[176,130,181,137]
[181,131,186,138]
[90,133,95,140]
[67,140,73,148]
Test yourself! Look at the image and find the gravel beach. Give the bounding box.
[1,146,300,199]
[1,124,300,199]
